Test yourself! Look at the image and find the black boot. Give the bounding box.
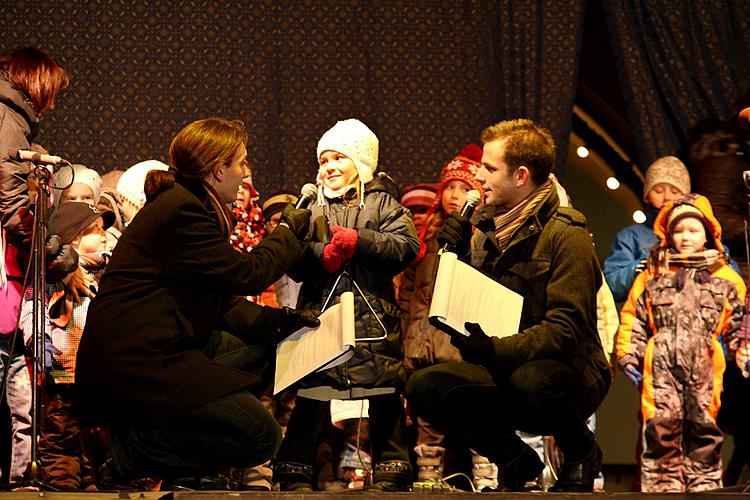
[497,444,545,492]
[368,460,412,492]
[549,441,602,492]
[273,462,314,492]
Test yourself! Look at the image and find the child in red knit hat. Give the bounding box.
[396,145,487,486]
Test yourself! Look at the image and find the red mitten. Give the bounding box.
[322,226,358,273]
[330,226,358,259]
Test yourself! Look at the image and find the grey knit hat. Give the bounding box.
[53,164,102,207]
[642,156,691,201]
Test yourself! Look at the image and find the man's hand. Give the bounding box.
[450,322,495,371]
[276,306,320,342]
[437,211,472,255]
[634,259,648,273]
[280,204,312,240]
[623,363,643,386]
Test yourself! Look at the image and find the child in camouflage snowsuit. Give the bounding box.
[616,193,748,492]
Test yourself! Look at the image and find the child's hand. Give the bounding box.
[635,259,647,273]
[736,341,750,378]
[623,363,643,386]
[322,226,358,273]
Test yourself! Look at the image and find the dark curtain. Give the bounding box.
[0,0,587,193]
[604,0,750,168]
[495,0,586,176]
[0,0,504,196]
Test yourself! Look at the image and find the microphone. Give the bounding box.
[440,189,482,253]
[459,190,482,219]
[10,149,68,166]
[295,183,318,209]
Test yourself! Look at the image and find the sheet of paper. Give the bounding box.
[274,291,355,394]
[429,251,523,338]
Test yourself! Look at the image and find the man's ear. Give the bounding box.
[213,167,225,182]
[516,166,530,187]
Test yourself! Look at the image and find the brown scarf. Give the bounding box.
[201,180,234,239]
[493,181,552,252]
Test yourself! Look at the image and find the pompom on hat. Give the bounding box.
[642,156,691,201]
[428,144,483,213]
[53,164,102,207]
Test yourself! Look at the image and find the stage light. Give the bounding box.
[633,210,646,224]
[606,177,620,190]
[576,146,590,158]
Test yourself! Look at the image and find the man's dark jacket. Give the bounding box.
[468,187,611,411]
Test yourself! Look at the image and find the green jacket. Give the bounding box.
[468,187,611,402]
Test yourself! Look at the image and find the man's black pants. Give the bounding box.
[405,360,609,467]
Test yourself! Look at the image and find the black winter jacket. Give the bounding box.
[0,70,39,247]
[288,181,420,399]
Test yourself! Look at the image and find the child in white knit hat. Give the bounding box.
[116,160,169,225]
[54,164,103,207]
[273,119,420,492]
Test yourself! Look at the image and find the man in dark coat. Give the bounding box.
[75,118,318,488]
[405,119,611,492]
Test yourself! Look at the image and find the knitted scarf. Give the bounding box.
[649,248,723,291]
[492,181,552,252]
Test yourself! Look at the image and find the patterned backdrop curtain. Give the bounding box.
[604,0,750,168]
[494,0,586,175]
[1,0,585,195]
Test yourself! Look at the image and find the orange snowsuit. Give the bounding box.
[616,194,746,492]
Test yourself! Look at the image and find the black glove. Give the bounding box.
[45,234,79,282]
[280,204,312,240]
[437,211,472,256]
[450,322,496,372]
[276,306,321,341]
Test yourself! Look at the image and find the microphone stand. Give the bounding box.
[21,163,53,490]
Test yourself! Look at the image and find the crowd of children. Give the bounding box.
[2,117,750,493]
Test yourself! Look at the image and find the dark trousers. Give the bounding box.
[405,360,608,468]
[275,392,410,481]
[109,332,280,480]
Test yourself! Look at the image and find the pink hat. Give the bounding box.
[400,183,439,212]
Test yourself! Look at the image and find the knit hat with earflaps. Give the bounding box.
[427,144,483,214]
